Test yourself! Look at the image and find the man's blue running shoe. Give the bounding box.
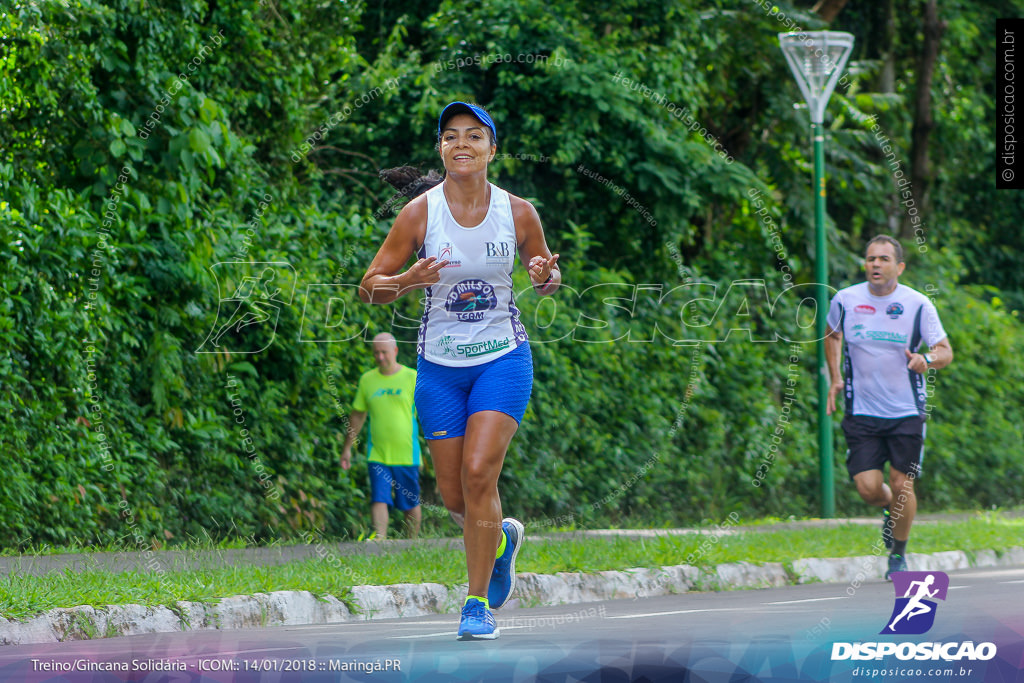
[457,597,498,640]
[487,518,524,609]
[885,553,908,580]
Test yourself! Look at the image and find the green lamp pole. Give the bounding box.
[779,31,854,518]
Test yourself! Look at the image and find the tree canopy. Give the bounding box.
[1,0,1021,546]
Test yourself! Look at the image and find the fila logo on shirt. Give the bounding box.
[371,388,402,398]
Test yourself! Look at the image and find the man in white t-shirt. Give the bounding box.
[825,235,953,579]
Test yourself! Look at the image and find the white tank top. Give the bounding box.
[417,182,528,366]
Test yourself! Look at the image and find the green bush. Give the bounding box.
[1,0,1021,547]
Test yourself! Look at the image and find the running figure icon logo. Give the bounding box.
[197,262,296,354]
[880,571,949,635]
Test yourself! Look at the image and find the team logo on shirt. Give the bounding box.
[855,305,876,315]
[886,302,905,319]
[445,279,497,322]
[438,242,461,268]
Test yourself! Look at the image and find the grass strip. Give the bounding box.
[1,513,1020,622]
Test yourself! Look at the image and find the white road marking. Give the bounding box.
[607,608,747,620]
[175,646,309,657]
[392,631,457,639]
[958,568,1024,580]
[763,597,849,605]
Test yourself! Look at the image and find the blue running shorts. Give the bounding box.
[415,342,533,440]
[368,462,421,510]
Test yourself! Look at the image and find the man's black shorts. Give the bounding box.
[842,414,925,479]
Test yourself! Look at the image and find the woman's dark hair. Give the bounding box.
[377,165,444,213]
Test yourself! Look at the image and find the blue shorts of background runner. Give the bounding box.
[415,342,534,440]
[368,462,421,510]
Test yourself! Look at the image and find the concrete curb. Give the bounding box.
[2,546,1022,646]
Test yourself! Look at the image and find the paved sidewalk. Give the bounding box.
[1,511,1016,577]
[1,511,1021,645]
[2,543,1022,646]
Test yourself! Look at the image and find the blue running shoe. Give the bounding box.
[457,597,498,640]
[885,553,907,580]
[488,518,524,609]
[882,508,895,551]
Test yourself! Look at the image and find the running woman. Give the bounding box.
[359,101,561,639]
[825,235,952,579]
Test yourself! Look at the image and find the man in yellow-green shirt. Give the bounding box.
[341,333,422,539]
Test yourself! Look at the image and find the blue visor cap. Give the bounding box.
[437,101,497,145]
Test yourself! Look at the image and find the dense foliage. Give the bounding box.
[2,0,1021,547]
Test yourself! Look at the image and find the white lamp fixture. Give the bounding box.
[779,31,855,124]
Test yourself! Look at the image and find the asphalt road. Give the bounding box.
[1,565,1021,682]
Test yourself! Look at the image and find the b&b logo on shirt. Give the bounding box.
[485,241,514,266]
[445,279,497,322]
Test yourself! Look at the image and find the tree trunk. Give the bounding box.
[879,0,896,94]
[905,0,946,239]
[876,0,899,240]
[812,0,850,23]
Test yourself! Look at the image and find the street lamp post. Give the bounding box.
[778,31,855,518]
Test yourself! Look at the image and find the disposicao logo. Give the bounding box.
[881,571,948,635]
[831,571,998,662]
